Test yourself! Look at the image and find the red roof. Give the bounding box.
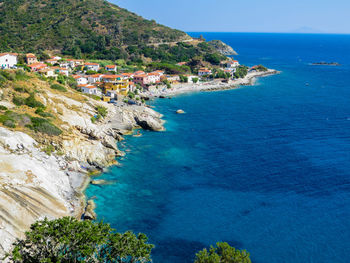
[85,62,99,66]
[148,72,160,76]
[134,71,145,75]
[105,65,116,68]
[134,74,147,78]
[102,74,121,79]
[90,74,102,78]
[0,52,18,57]
[26,53,36,58]
[28,63,47,68]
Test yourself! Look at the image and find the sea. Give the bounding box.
[86,33,350,263]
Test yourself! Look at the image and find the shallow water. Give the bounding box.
[87,33,350,263]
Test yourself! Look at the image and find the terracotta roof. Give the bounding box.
[77,84,87,88]
[148,72,160,76]
[85,62,99,66]
[102,74,121,79]
[90,74,102,78]
[0,52,18,57]
[134,71,145,75]
[84,85,97,89]
[26,53,36,58]
[105,65,116,68]
[73,75,85,79]
[28,63,47,68]
[134,74,147,78]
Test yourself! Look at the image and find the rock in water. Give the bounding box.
[176,109,185,114]
[90,179,116,186]
[83,200,97,220]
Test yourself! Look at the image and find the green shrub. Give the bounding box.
[0,105,8,111]
[96,106,108,118]
[14,85,29,93]
[15,70,29,80]
[43,145,55,155]
[91,116,97,123]
[3,119,15,128]
[29,117,62,136]
[13,95,26,106]
[35,108,54,118]
[6,217,153,263]
[195,242,251,263]
[25,94,44,108]
[50,84,67,92]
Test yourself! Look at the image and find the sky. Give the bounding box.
[112,0,350,34]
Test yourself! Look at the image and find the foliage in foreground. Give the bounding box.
[6,217,154,263]
[195,242,251,263]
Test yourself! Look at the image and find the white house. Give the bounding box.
[73,75,88,85]
[0,53,18,69]
[198,68,212,77]
[105,65,117,72]
[81,85,102,96]
[85,63,100,72]
[39,69,57,78]
[58,68,70,76]
[226,60,239,69]
[88,74,103,84]
[147,72,161,84]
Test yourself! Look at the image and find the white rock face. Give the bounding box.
[0,92,165,257]
[0,128,77,257]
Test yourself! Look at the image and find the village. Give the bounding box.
[0,52,267,103]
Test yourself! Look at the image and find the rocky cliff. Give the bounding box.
[208,40,238,56]
[0,73,165,258]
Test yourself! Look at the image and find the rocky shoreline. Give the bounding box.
[0,96,164,258]
[0,69,278,258]
[142,69,280,98]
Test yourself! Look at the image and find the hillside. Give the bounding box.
[0,0,232,64]
[0,0,190,56]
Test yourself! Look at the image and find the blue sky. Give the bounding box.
[112,0,350,34]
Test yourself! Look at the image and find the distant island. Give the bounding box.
[311,62,341,66]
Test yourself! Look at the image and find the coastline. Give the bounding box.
[142,69,280,98]
[0,69,277,258]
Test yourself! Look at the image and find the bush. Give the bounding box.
[0,105,8,110]
[255,64,268,72]
[179,75,188,83]
[50,84,67,92]
[35,108,53,118]
[96,106,108,118]
[195,242,251,263]
[13,86,29,93]
[15,70,29,80]
[3,119,15,128]
[234,66,249,79]
[28,117,62,136]
[12,95,26,106]
[6,217,154,263]
[24,94,44,108]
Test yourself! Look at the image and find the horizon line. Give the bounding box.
[185,31,350,35]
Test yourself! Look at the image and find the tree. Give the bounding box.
[6,217,154,263]
[194,242,251,263]
[192,77,199,83]
[234,66,248,79]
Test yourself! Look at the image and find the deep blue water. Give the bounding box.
[87,33,350,263]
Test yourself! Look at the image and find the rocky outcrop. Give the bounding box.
[0,127,83,257]
[208,40,238,56]
[0,91,165,257]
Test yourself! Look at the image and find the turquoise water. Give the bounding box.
[87,33,350,263]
